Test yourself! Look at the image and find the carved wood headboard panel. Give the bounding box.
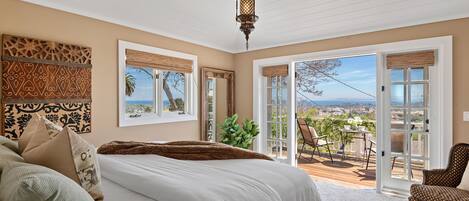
[1,35,92,139]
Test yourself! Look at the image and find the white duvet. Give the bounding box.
[99,154,320,201]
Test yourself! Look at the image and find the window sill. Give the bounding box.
[119,115,197,127]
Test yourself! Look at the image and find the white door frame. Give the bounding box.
[252,36,452,192]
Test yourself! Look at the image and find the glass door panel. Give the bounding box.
[386,66,430,186]
[266,76,288,160]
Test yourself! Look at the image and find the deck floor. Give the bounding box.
[298,154,377,188]
[298,152,424,188]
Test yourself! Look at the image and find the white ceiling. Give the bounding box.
[24,0,469,53]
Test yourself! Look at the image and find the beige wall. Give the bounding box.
[234,17,469,144]
[0,0,235,146]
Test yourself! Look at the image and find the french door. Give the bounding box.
[252,37,452,192]
[266,75,288,161]
[381,50,438,191]
[258,64,296,165]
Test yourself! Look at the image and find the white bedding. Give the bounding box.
[102,178,155,201]
[99,154,320,201]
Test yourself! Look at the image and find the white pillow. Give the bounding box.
[458,162,469,191]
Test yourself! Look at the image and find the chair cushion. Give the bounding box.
[317,139,332,146]
[410,184,469,201]
[22,127,104,200]
[308,126,319,138]
[458,162,469,191]
[0,161,94,201]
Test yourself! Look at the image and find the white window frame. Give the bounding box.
[118,40,198,127]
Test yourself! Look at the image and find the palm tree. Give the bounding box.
[125,73,136,96]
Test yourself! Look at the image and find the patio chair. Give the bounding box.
[365,140,376,170]
[297,118,334,163]
[366,133,413,177]
[366,134,403,170]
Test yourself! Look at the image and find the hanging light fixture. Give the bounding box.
[236,0,258,50]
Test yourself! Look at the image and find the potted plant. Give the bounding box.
[220,114,259,149]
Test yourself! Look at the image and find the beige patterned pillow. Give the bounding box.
[458,162,469,191]
[18,113,62,153]
[22,127,103,200]
[43,117,63,137]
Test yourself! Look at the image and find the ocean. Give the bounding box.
[127,100,173,107]
[127,100,153,105]
[128,99,378,106]
[298,99,376,106]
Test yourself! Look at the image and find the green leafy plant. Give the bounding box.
[125,73,136,96]
[220,114,259,149]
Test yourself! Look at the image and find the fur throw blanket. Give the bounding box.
[97,141,273,161]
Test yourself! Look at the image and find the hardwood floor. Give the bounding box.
[298,152,424,188]
[298,153,376,188]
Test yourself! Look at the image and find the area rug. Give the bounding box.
[315,180,405,201]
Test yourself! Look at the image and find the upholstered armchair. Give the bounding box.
[409,143,469,201]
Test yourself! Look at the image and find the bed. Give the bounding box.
[99,154,321,201]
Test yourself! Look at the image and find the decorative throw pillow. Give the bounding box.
[458,162,469,191]
[22,127,103,200]
[18,113,62,153]
[0,161,94,201]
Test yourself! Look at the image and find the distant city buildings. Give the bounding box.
[297,100,376,119]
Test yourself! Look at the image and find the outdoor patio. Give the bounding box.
[297,148,424,188]
[298,149,376,188]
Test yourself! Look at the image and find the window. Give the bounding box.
[119,40,198,127]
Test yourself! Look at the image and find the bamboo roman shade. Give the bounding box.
[125,49,193,73]
[262,65,288,77]
[386,50,435,69]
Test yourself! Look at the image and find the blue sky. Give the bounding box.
[125,67,185,102]
[301,54,377,101]
[127,55,377,102]
[126,67,154,102]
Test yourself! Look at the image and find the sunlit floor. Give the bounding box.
[298,152,424,188]
[299,153,376,188]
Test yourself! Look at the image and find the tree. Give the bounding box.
[125,73,136,96]
[162,72,185,111]
[127,68,185,111]
[295,59,341,96]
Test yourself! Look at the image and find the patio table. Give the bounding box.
[338,129,370,161]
